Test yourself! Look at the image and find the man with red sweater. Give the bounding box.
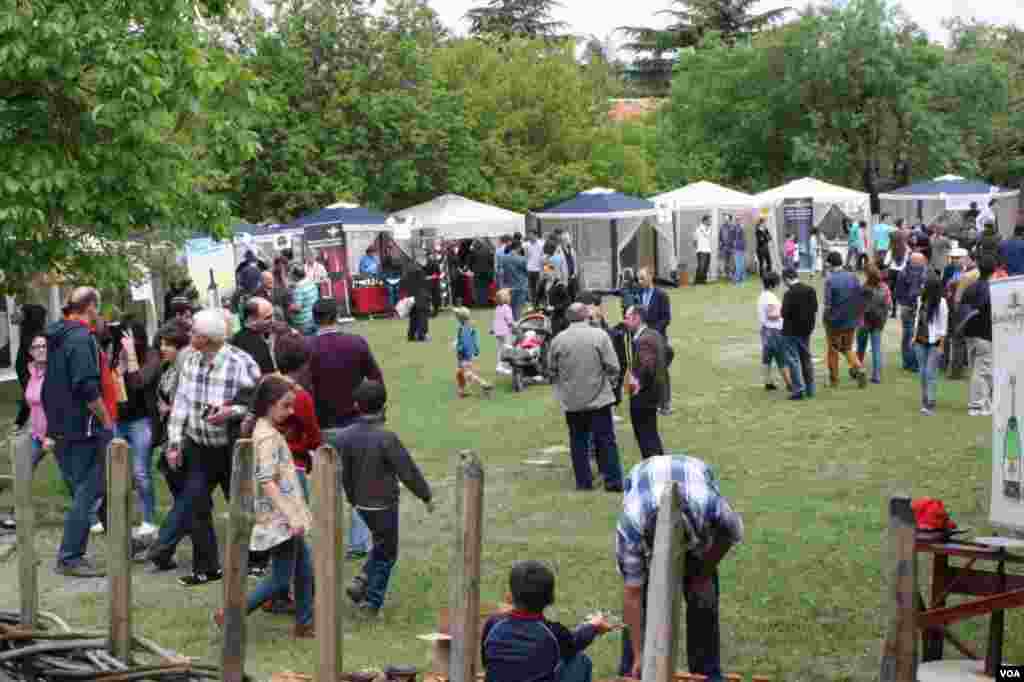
[307,298,383,558]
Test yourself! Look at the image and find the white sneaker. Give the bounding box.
[134,522,158,538]
[90,522,105,535]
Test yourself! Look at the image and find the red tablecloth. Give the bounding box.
[351,286,391,315]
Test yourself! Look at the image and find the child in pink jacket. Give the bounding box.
[492,289,515,375]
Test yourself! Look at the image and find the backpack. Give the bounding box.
[863,286,889,328]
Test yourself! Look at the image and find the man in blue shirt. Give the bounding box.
[872,214,894,266]
[998,224,1024,276]
[823,251,866,388]
[846,221,864,270]
[358,246,380,275]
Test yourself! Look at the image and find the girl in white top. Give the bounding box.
[913,275,949,416]
[757,272,788,391]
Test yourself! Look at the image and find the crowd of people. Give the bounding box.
[15,207,1024,681]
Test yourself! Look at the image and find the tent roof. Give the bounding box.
[391,194,525,232]
[535,188,657,220]
[649,181,756,210]
[755,177,869,206]
[286,205,389,230]
[879,177,1018,200]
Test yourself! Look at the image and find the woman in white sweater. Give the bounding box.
[914,275,949,416]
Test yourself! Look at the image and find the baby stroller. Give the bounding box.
[500,310,553,392]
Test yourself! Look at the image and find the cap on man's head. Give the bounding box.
[782,267,799,282]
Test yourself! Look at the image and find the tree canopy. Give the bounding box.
[465,0,568,40]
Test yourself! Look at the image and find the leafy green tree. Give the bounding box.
[466,0,568,41]
[0,0,262,296]
[619,0,791,94]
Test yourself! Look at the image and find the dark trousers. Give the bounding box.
[695,252,711,284]
[474,275,491,307]
[784,334,815,398]
[619,555,722,681]
[565,406,623,490]
[430,280,442,316]
[528,271,541,304]
[629,405,664,459]
[156,453,191,538]
[54,434,109,566]
[756,248,772,275]
[407,303,429,341]
[151,439,231,574]
[360,506,399,609]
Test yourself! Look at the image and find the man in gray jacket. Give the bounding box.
[548,304,624,491]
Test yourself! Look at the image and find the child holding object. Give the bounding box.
[339,380,434,616]
[482,561,617,682]
[454,307,494,398]
[214,375,315,638]
[492,289,515,376]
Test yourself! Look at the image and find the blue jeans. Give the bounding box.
[116,417,156,524]
[856,327,883,382]
[360,506,399,609]
[560,653,593,682]
[475,276,491,307]
[733,252,746,283]
[30,436,50,472]
[916,343,941,409]
[511,288,528,321]
[245,537,314,626]
[54,432,110,566]
[619,555,722,681]
[900,304,919,371]
[784,335,815,398]
[565,406,623,490]
[322,426,371,553]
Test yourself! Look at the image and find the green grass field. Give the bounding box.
[4,277,1019,682]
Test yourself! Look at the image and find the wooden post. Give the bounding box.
[879,496,917,682]
[106,438,132,662]
[314,444,345,682]
[641,483,686,682]
[222,440,254,682]
[449,451,483,682]
[13,433,36,628]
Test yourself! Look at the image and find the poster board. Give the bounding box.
[990,275,1024,532]
[783,198,814,271]
[184,238,236,298]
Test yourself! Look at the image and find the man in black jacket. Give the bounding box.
[636,268,673,415]
[339,381,433,616]
[961,256,995,416]
[400,261,430,342]
[781,269,819,401]
[231,298,277,374]
[42,287,113,578]
[624,305,667,459]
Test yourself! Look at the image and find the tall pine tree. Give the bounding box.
[465,0,568,40]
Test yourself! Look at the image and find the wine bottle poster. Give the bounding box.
[183,237,237,299]
[990,275,1024,531]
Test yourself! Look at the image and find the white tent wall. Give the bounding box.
[652,219,677,281]
[674,209,702,280]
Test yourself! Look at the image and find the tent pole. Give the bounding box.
[672,211,679,273]
[611,219,619,286]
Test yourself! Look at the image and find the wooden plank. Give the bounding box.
[917,588,1024,628]
[880,496,918,682]
[222,440,254,682]
[13,433,36,628]
[313,444,344,682]
[641,483,685,682]
[106,438,133,662]
[449,451,483,682]
[934,567,1024,597]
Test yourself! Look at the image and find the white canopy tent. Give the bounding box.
[391,194,526,242]
[650,181,757,281]
[756,177,870,269]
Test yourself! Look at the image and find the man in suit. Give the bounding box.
[623,305,666,459]
[636,268,673,415]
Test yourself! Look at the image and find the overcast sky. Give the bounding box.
[425,0,1022,47]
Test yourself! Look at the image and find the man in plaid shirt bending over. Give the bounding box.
[145,310,261,586]
[616,455,743,681]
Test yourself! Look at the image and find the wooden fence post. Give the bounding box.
[13,433,36,628]
[106,438,133,662]
[879,496,918,682]
[222,440,254,682]
[314,444,345,682]
[641,483,686,682]
[449,451,483,682]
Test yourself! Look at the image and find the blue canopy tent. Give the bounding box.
[880,176,1019,237]
[532,188,660,289]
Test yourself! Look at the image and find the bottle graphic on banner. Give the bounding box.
[207,268,219,310]
[1004,374,1022,503]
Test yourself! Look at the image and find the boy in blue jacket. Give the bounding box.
[482,561,615,682]
[453,307,493,398]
